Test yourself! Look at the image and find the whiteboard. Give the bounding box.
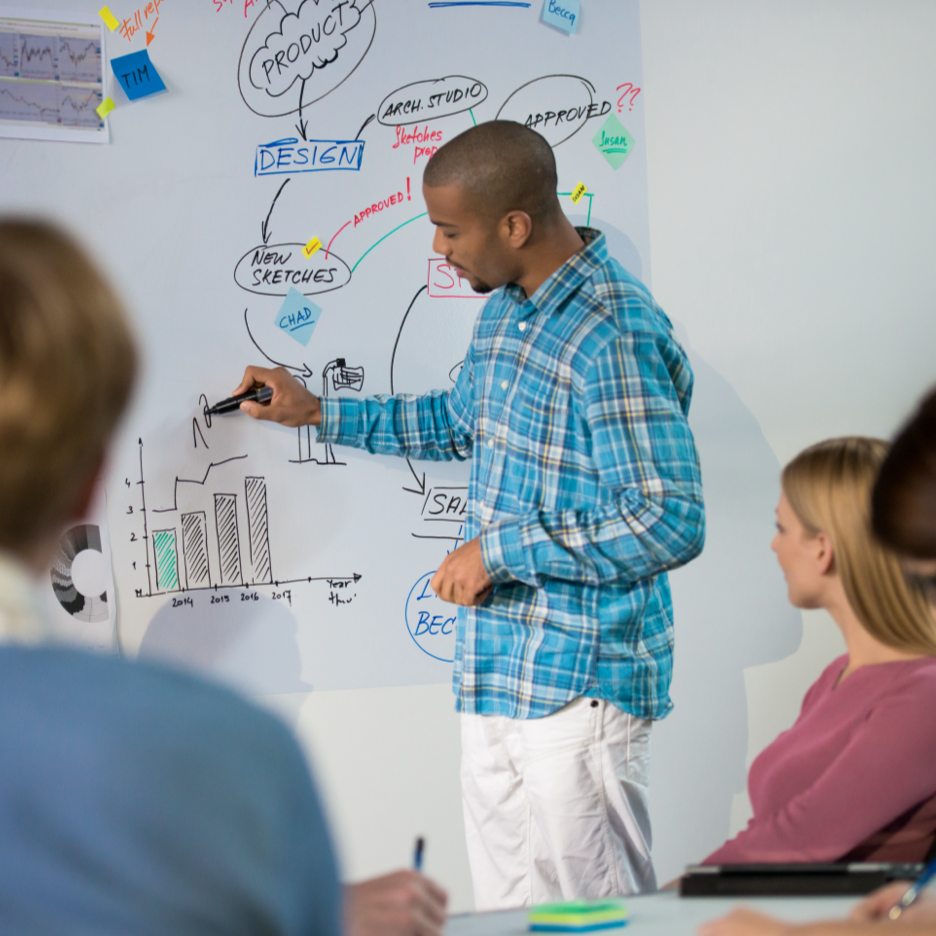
[0,0,847,900]
[0,0,664,694]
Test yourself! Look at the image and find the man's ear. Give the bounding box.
[501,210,533,249]
[815,530,836,577]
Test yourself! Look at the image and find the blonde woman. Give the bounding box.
[702,436,936,866]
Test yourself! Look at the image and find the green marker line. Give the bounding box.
[558,190,595,225]
[469,108,477,126]
[351,212,429,274]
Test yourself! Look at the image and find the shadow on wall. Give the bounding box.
[651,339,803,883]
[139,595,311,696]
[574,217,804,882]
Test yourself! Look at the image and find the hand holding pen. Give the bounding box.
[221,365,323,428]
[849,863,936,924]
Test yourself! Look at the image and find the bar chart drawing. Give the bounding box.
[133,441,360,598]
[245,477,272,585]
[181,512,210,589]
[153,529,180,592]
[214,493,243,586]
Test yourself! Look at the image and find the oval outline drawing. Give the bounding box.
[234,243,352,297]
[495,74,596,148]
[404,571,456,664]
[237,0,377,118]
[377,75,488,127]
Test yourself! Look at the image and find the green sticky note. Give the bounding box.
[592,114,635,170]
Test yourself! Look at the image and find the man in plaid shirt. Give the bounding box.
[237,122,705,909]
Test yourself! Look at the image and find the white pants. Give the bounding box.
[461,697,656,911]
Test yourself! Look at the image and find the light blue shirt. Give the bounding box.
[319,229,705,720]
[0,644,342,936]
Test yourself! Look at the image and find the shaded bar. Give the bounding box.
[213,494,242,586]
[181,511,210,589]
[245,477,272,585]
[152,529,180,592]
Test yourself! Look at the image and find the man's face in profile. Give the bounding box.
[423,183,515,295]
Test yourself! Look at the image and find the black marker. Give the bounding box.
[207,386,273,415]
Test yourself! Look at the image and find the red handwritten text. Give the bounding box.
[354,188,406,227]
[120,0,163,41]
[427,259,483,299]
[213,0,258,17]
[393,124,442,164]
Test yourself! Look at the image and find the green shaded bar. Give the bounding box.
[153,529,180,592]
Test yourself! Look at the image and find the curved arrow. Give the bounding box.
[390,285,429,496]
[244,308,313,379]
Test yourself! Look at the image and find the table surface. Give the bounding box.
[447,892,859,936]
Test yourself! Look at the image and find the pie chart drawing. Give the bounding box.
[50,524,109,624]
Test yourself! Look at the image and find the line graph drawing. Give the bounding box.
[0,81,102,126]
[0,81,57,121]
[18,35,56,80]
[58,39,100,83]
[0,16,107,141]
[152,454,249,515]
[59,86,103,127]
[0,33,16,77]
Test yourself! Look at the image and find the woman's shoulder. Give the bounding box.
[806,654,850,698]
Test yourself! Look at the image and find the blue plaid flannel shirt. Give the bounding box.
[319,229,705,719]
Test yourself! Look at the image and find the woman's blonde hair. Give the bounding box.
[0,219,137,551]
[783,437,936,655]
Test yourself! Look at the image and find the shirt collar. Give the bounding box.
[0,550,52,645]
[503,227,607,316]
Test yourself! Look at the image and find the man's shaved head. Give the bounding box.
[423,121,559,223]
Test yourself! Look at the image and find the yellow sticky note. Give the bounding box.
[570,183,587,205]
[96,96,116,119]
[99,6,119,31]
[302,237,322,259]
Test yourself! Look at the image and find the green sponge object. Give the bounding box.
[528,898,629,932]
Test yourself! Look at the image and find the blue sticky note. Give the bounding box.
[542,0,579,34]
[110,50,166,101]
[274,288,321,346]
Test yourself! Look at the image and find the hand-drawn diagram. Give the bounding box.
[130,441,361,598]
[496,75,611,147]
[377,76,487,126]
[95,0,655,700]
[405,571,457,663]
[294,357,365,466]
[238,0,377,138]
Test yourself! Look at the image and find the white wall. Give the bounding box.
[640,0,936,874]
[263,1,936,909]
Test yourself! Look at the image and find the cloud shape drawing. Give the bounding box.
[249,0,365,99]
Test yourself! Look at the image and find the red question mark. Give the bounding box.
[616,82,641,112]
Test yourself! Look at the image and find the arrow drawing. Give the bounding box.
[391,285,428,496]
[261,178,290,246]
[244,308,313,379]
[295,78,308,140]
[145,16,157,46]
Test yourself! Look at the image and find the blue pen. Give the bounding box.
[889,857,936,919]
[413,837,424,872]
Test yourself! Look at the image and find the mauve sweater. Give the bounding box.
[704,654,936,864]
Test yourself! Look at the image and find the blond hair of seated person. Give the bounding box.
[699,395,936,936]
[701,437,936,867]
[0,219,445,936]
